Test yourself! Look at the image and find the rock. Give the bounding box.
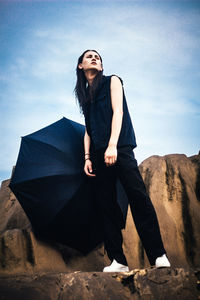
[137,152,200,269]
[0,267,199,300]
[0,228,69,275]
[133,267,200,300]
[0,179,30,233]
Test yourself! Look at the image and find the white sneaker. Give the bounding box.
[155,254,171,268]
[103,259,129,272]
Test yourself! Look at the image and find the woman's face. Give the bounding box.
[78,51,103,72]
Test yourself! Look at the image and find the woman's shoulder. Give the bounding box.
[104,74,124,86]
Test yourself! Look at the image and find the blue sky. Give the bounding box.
[0,0,200,184]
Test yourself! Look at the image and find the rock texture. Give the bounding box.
[0,267,199,300]
[0,151,200,277]
[138,152,200,268]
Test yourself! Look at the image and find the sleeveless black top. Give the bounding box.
[83,74,137,151]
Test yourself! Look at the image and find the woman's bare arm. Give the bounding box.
[104,75,123,166]
[84,128,96,176]
[108,75,123,147]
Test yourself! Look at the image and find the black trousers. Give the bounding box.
[90,145,166,266]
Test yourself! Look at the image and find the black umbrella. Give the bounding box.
[9,117,128,254]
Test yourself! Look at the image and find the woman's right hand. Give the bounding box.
[84,159,96,177]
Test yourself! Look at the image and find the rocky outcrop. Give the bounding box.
[0,152,200,277]
[138,152,200,268]
[0,267,199,300]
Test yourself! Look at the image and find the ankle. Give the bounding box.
[113,258,128,266]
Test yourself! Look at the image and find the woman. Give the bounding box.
[74,49,171,272]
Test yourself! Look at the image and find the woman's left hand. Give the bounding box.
[104,145,117,167]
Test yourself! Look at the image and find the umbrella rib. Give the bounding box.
[24,136,83,161]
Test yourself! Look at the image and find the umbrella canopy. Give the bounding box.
[9,117,129,254]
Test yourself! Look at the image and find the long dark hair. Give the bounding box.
[73,49,104,115]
